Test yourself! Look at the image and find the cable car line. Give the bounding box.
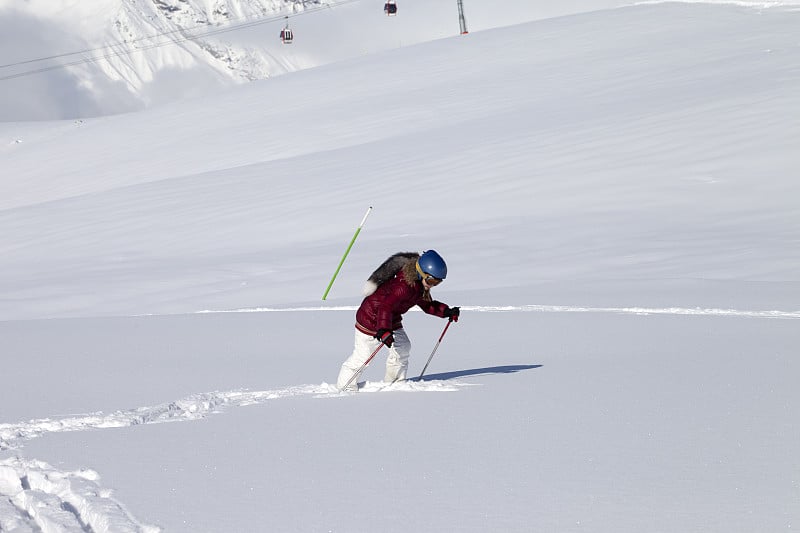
[0,8,263,70]
[0,0,363,82]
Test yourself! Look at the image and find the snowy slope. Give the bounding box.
[1,1,799,532]
[2,1,799,321]
[4,0,800,121]
[0,0,648,120]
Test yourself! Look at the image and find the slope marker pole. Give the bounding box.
[322,206,372,300]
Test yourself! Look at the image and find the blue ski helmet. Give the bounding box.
[416,250,447,280]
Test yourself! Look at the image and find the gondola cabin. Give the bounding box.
[280,16,293,44]
[384,1,397,16]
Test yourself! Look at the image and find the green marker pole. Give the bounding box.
[322,206,373,300]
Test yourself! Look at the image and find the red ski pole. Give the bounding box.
[417,319,453,380]
[341,342,385,391]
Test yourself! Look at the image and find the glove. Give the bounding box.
[445,306,460,322]
[375,328,394,348]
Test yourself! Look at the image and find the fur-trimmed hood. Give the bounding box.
[362,252,419,296]
[401,258,421,286]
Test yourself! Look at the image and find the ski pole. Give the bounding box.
[322,206,373,300]
[341,341,385,391]
[418,319,453,379]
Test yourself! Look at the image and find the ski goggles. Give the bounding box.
[423,275,443,286]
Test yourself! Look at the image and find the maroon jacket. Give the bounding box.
[355,269,449,336]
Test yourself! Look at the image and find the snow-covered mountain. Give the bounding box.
[1,0,326,119]
[1,0,652,120]
[4,0,800,121]
[108,0,318,82]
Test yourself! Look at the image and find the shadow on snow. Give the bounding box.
[411,364,542,382]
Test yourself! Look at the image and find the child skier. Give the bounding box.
[336,250,460,390]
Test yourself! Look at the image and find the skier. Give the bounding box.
[336,250,460,391]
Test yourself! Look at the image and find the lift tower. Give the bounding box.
[457,0,468,34]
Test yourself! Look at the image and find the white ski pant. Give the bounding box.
[336,328,411,389]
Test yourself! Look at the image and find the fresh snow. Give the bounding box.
[1,0,799,532]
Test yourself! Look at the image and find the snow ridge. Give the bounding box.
[0,380,461,451]
[194,304,800,319]
[637,0,800,7]
[0,456,160,533]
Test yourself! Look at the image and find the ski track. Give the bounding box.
[193,304,800,319]
[0,381,461,452]
[0,381,461,531]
